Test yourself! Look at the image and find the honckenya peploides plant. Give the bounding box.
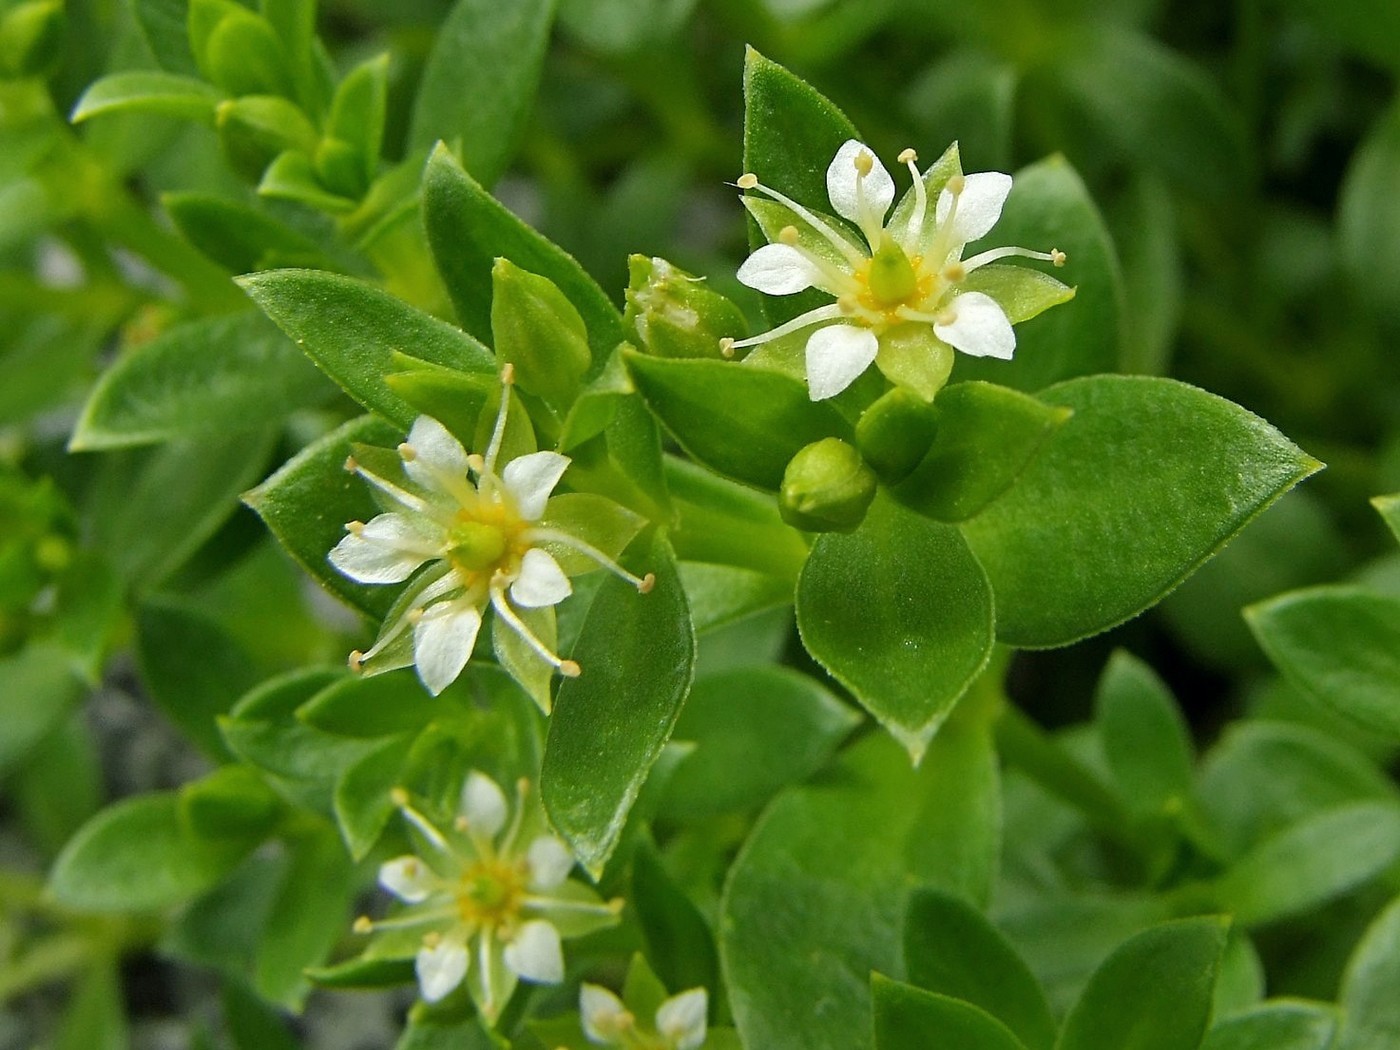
[330,367,654,699]
[353,771,620,1020]
[727,140,1071,400]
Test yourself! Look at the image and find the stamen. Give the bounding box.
[960,245,1068,273]
[355,908,455,932]
[853,150,874,176]
[497,778,530,854]
[347,462,439,519]
[466,453,485,474]
[490,580,579,677]
[398,442,417,462]
[778,225,800,245]
[946,174,966,195]
[718,337,736,359]
[393,788,455,856]
[737,173,758,189]
[901,151,929,256]
[521,528,657,593]
[851,150,883,247]
[343,455,358,473]
[738,178,866,267]
[423,931,441,948]
[353,915,373,933]
[345,520,365,535]
[897,148,918,164]
[942,262,966,282]
[722,302,846,350]
[523,895,622,915]
[926,173,965,263]
[482,367,514,477]
[348,649,365,673]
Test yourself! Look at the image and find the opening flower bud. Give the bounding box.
[623,255,748,359]
[780,438,877,533]
[856,387,940,483]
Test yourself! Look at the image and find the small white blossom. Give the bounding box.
[726,141,1068,400]
[329,367,654,698]
[353,773,622,1022]
[579,982,709,1049]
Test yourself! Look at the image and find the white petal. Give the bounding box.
[526,836,575,891]
[580,983,629,1043]
[378,855,434,903]
[935,171,1012,248]
[805,324,879,401]
[501,451,570,521]
[328,513,433,584]
[502,919,564,984]
[736,243,821,295]
[825,139,895,227]
[416,939,468,1003]
[412,601,481,695]
[403,415,471,491]
[656,988,709,1050]
[510,548,572,609]
[934,291,1016,360]
[459,770,509,839]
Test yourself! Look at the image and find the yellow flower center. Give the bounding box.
[456,857,527,929]
[445,498,529,579]
[854,239,940,327]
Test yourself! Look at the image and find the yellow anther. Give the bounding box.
[501,362,515,384]
[466,453,485,473]
[737,173,758,189]
[407,608,424,624]
[638,572,656,594]
[946,174,966,195]
[390,787,411,807]
[348,650,365,673]
[778,225,800,245]
[607,897,626,914]
[1052,248,1067,267]
[454,815,470,832]
[353,915,373,934]
[898,147,918,164]
[560,659,582,678]
[837,294,860,314]
[422,931,441,948]
[398,442,418,462]
[343,455,359,473]
[346,520,365,535]
[719,337,736,359]
[942,262,966,282]
[937,308,958,326]
[853,150,874,176]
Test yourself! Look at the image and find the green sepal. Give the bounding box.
[315,52,388,198]
[259,149,356,213]
[305,954,416,990]
[871,974,1030,1050]
[626,353,849,491]
[623,255,748,359]
[383,354,495,448]
[960,264,1076,324]
[216,96,317,183]
[491,259,592,411]
[893,381,1069,523]
[874,324,956,402]
[1373,491,1400,544]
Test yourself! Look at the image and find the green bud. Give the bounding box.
[875,322,954,402]
[0,0,64,79]
[216,95,317,182]
[780,438,877,533]
[856,386,940,483]
[318,53,388,197]
[623,255,748,359]
[490,259,592,410]
[191,0,293,98]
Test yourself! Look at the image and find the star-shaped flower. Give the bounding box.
[353,771,622,1021]
[329,367,653,698]
[580,982,709,1050]
[725,140,1070,400]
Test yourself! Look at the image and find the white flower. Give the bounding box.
[353,772,622,1021]
[580,981,709,1049]
[329,366,654,698]
[725,140,1068,400]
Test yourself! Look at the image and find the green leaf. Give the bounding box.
[1341,108,1400,324]
[953,156,1125,392]
[627,353,849,491]
[741,47,860,327]
[903,890,1056,1050]
[1057,917,1229,1050]
[542,532,694,874]
[491,258,592,410]
[52,963,128,1050]
[71,71,223,124]
[72,312,329,449]
[11,715,102,858]
[408,0,555,186]
[333,735,411,860]
[243,414,402,619]
[297,669,442,738]
[961,375,1320,648]
[659,666,858,820]
[306,954,415,990]
[1202,1002,1340,1050]
[721,729,1000,1050]
[50,793,263,911]
[254,827,357,1008]
[0,643,85,775]
[1245,586,1400,739]
[1197,721,1400,857]
[164,192,339,273]
[1338,894,1400,1049]
[1373,493,1400,544]
[223,980,299,1050]
[631,844,720,1000]
[421,145,624,361]
[892,381,1071,523]
[238,269,495,427]
[135,0,198,74]
[318,54,388,197]
[1094,651,1195,815]
[872,975,1030,1050]
[1215,801,1400,927]
[258,149,356,213]
[797,496,993,761]
[1283,0,1400,72]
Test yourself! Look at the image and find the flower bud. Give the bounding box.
[0,0,64,79]
[623,255,747,359]
[855,386,940,484]
[216,95,317,183]
[190,0,293,98]
[780,438,877,533]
